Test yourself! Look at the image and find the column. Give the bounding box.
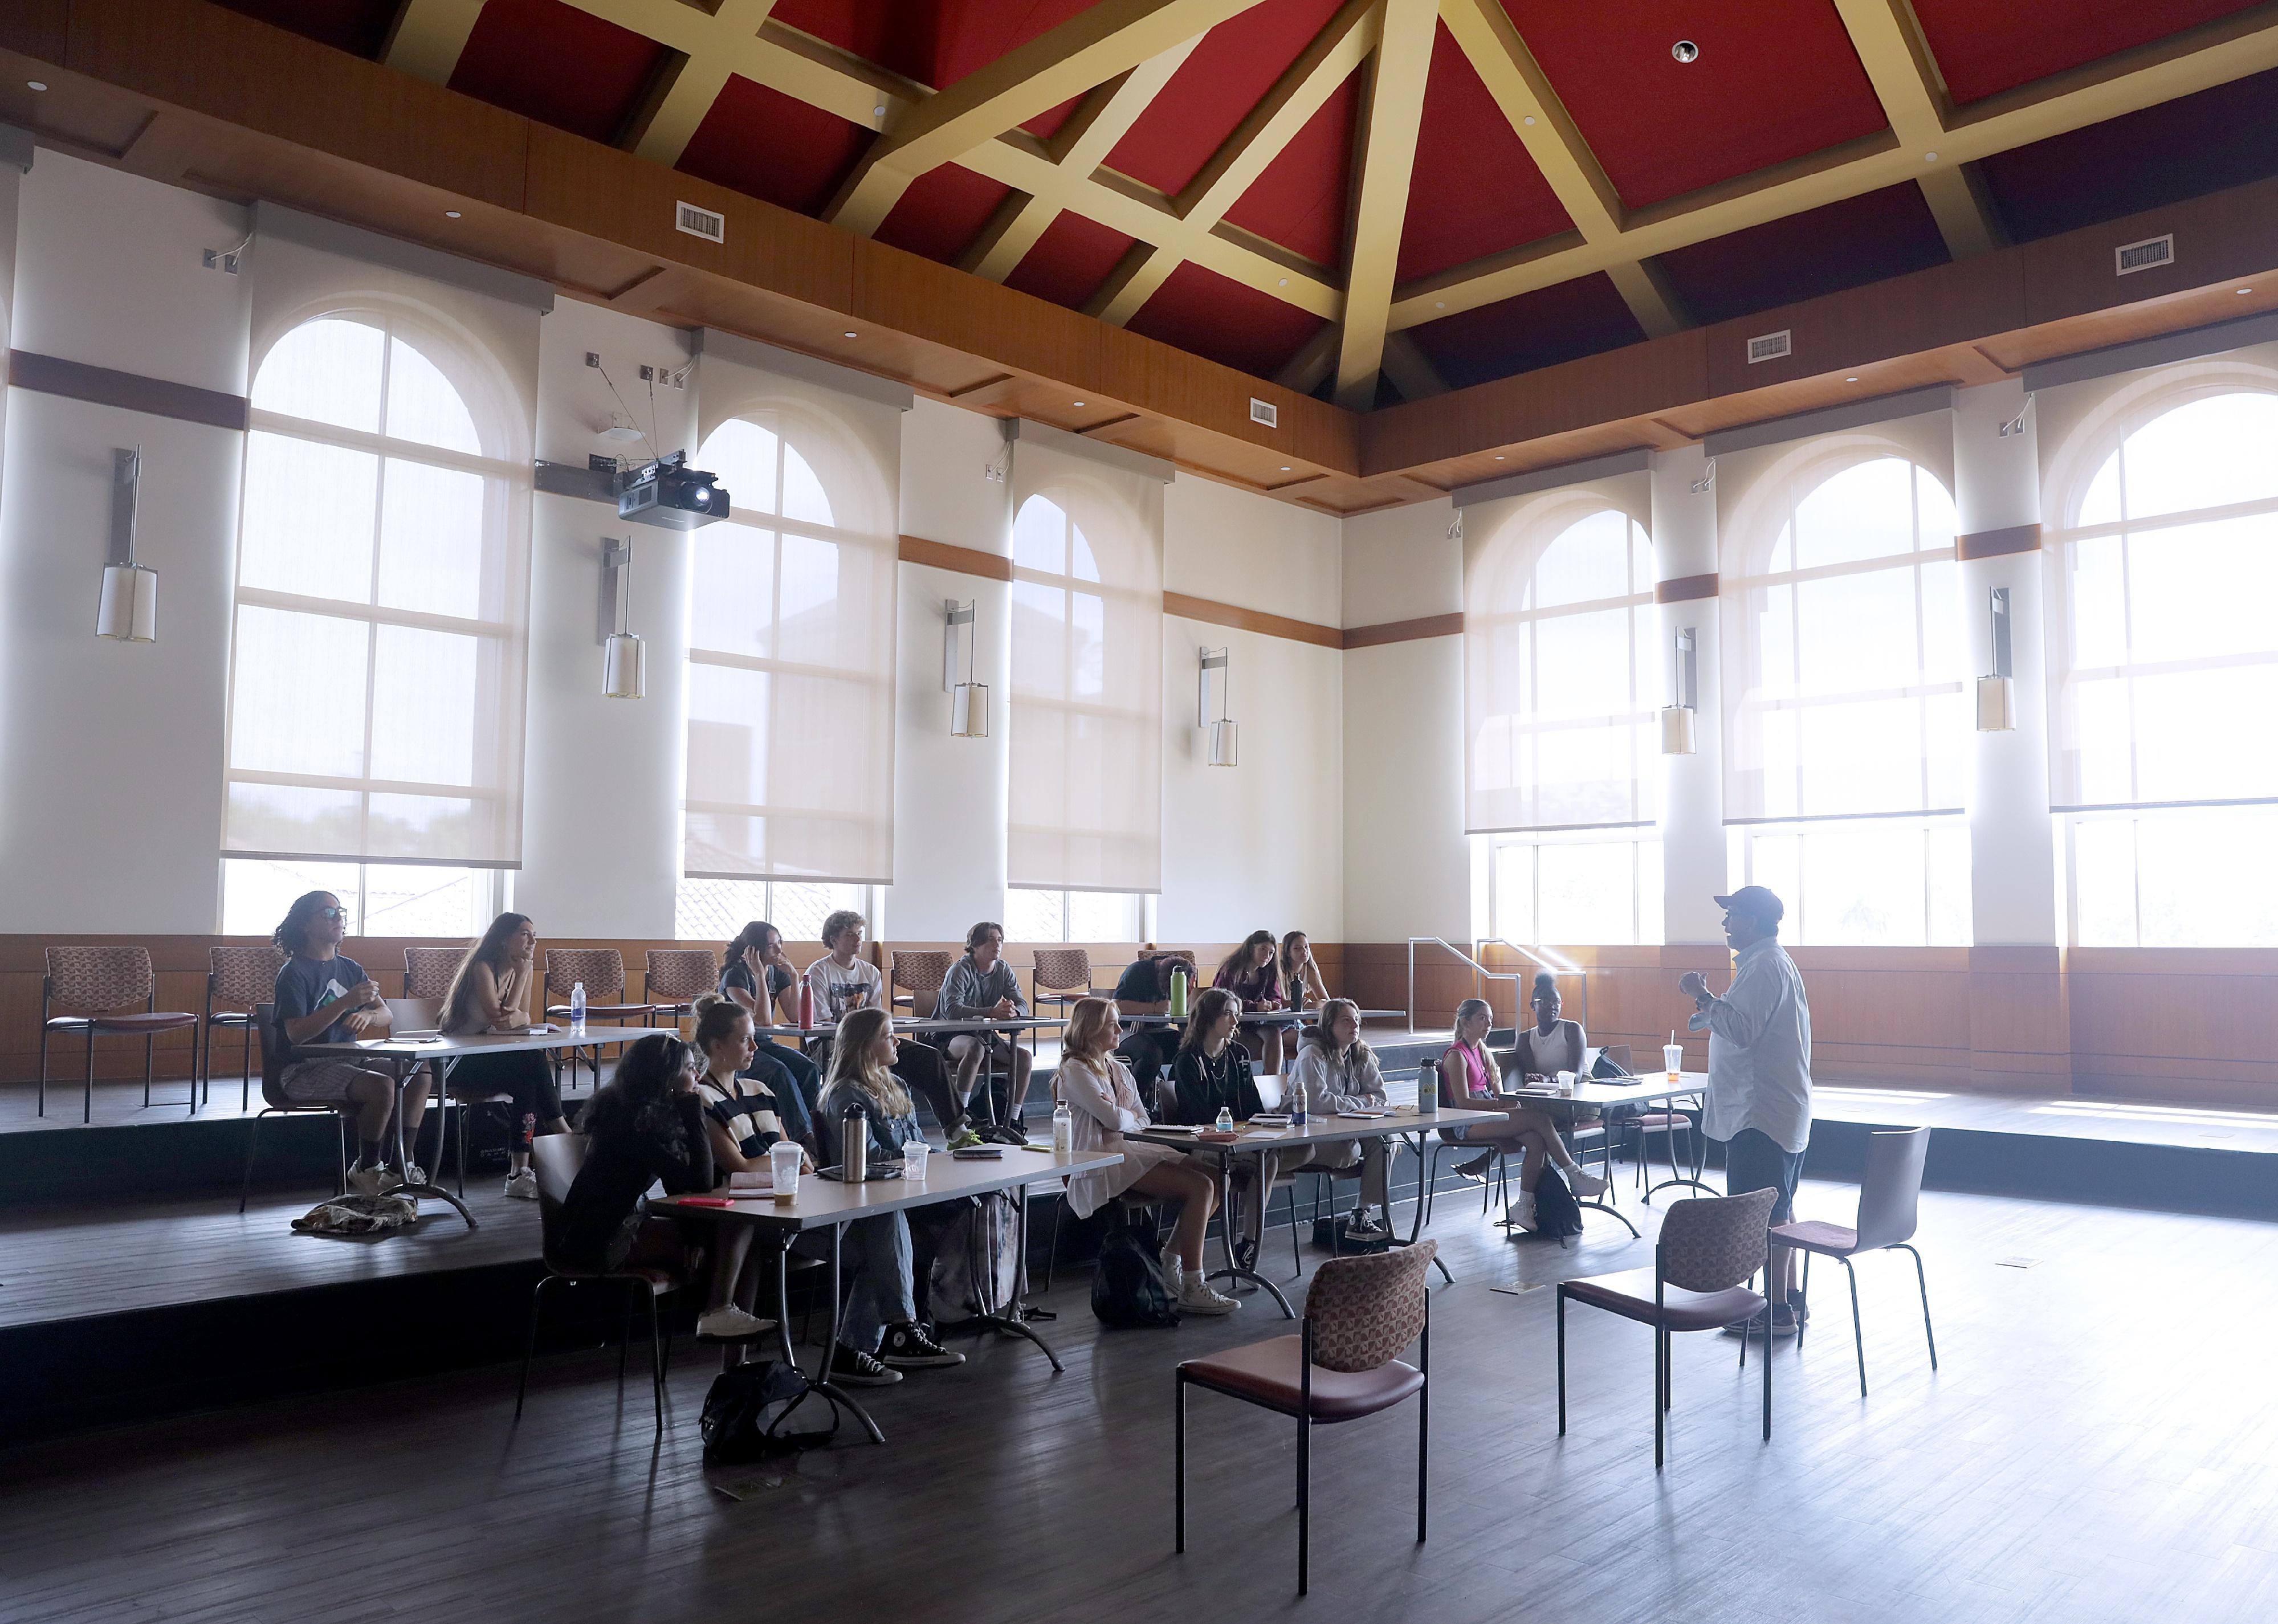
[1651,444,1726,945]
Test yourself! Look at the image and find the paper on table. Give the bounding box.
[1238,1131,1284,1141]
[727,1170,774,1193]
[527,1023,556,1034]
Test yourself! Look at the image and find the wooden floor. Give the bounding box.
[3,1181,2275,1623]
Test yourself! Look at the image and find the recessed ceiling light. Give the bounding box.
[1493,455,1505,460]
[2238,287,2253,295]
[1280,465,1291,471]
[26,81,48,92]
[872,105,886,119]
[1435,300,1445,310]
[1671,40,1699,63]
[1278,278,1289,287]
[1523,115,1537,127]
[1846,376,1859,382]
[1073,401,1085,407]
[444,210,462,219]
[843,330,858,338]
[1924,151,1938,162]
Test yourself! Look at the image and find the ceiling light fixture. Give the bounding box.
[872,105,886,119]
[1278,278,1289,287]
[1073,401,1085,407]
[843,330,858,338]
[1523,115,1537,126]
[27,80,48,92]
[1280,465,1291,471]
[2239,287,2254,295]
[444,210,461,219]
[1846,376,1859,382]
[1494,455,1505,460]
[1435,301,1445,310]
[1924,151,1938,162]
[1671,40,1699,63]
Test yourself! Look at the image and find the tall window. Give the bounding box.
[1465,497,1661,944]
[677,409,895,923]
[674,877,874,946]
[2048,385,2278,945]
[1721,445,1969,944]
[221,312,527,936]
[1005,887,1150,944]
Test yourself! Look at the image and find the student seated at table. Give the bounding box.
[1441,996,1608,1232]
[690,992,810,1315]
[553,1033,769,1343]
[1509,970,1586,1082]
[270,890,430,1197]
[1287,998,1392,1241]
[1056,997,1236,1316]
[1166,987,1291,1272]
[437,911,567,1201]
[1279,931,1329,1013]
[938,921,1033,1135]
[1110,944,1188,1017]
[812,1007,967,1383]
[719,920,824,1112]
[802,909,971,1143]
[1213,929,1289,1074]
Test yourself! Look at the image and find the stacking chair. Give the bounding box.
[403,946,463,1001]
[643,948,719,1019]
[237,1002,354,1213]
[206,945,287,1111]
[39,946,201,1121]
[543,949,658,1091]
[1772,1125,1937,1397]
[888,949,952,1017]
[1030,947,1107,1017]
[1556,1187,1778,1468]
[515,1133,679,1434]
[1176,1241,1435,1596]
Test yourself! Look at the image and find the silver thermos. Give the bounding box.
[1416,1056,1440,1115]
[839,1107,869,1182]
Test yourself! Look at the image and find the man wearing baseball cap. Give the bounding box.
[1679,885,1812,1337]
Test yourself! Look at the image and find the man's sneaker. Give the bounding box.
[1176,1276,1239,1316]
[1504,1192,1538,1232]
[828,1344,903,1386]
[1566,1166,1610,1198]
[880,1323,966,1369]
[695,1305,775,1343]
[347,1164,398,1198]
[503,1169,539,1201]
[1345,1208,1391,1241]
[1721,1304,1802,1339]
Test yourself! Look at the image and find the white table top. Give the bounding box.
[653,1145,1123,1230]
[1131,1103,1509,1157]
[753,1014,1066,1040]
[302,1025,686,1060]
[1477,1071,1709,1110]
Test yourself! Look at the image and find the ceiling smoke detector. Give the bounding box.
[1671,40,1699,63]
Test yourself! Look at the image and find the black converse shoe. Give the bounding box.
[827,1344,903,1386]
[879,1323,966,1369]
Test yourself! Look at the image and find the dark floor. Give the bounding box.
[3,1180,2275,1624]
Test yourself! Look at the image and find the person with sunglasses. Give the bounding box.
[270,891,430,1195]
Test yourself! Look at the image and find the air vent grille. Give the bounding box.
[1746,329,1792,364]
[675,201,726,244]
[1249,397,1278,428]
[2115,234,2174,276]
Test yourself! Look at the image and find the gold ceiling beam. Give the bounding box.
[1835,0,2002,256]
[1089,0,1382,326]
[618,0,781,166]
[1333,0,1437,407]
[961,39,1203,283]
[826,0,1274,236]
[1393,2,2278,331]
[1379,330,1448,401]
[381,0,488,84]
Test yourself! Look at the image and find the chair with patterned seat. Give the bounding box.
[1176,1241,1435,1596]
[543,949,657,1091]
[1556,1186,1778,1469]
[40,946,202,1121]
[644,948,719,1019]
[206,945,287,1112]
[404,946,464,1002]
[889,949,952,1018]
[1030,947,1109,1019]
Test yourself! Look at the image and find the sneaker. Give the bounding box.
[1565,1167,1609,1198]
[880,1323,966,1369]
[946,1127,985,1150]
[1345,1209,1391,1241]
[1176,1276,1239,1316]
[398,1162,429,1187]
[1504,1192,1538,1232]
[828,1344,904,1386]
[1452,1152,1495,1179]
[1721,1304,1802,1340]
[503,1169,539,1201]
[1232,1236,1260,1273]
[347,1164,398,1197]
[695,1305,776,1343]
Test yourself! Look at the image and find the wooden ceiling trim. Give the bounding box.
[899,535,1014,583]
[1331,0,1435,408]
[1164,591,1342,649]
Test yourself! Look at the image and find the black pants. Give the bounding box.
[445,1048,563,1138]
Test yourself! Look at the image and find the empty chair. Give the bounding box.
[888,949,952,1017]
[1556,1187,1777,1469]
[237,1002,353,1213]
[1030,947,1105,1017]
[40,946,201,1121]
[543,949,657,1091]
[1175,1241,1435,1596]
[1771,1125,1937,1397]
[643,948,719,1019]
[403,946,463,1001]
[206,944,287,1111]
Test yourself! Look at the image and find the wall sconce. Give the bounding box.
[1977,586,2015,731]
[943,598,988,737]
[1660,627,1698,754]
[1998,392,2035,439]
[600,537,645,699]
[1199,646,1237,766]
[96,446,157,642]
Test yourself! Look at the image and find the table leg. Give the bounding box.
[1385,1133,1454,1284]
[963,1182,1064,1369]
[808,1219,885,1445]
[389,1061,475,1229]
[1201,1152,1294,1319]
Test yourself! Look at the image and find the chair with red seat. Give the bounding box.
[1556,1186,1778,1469]
[40,946,202,1121]
[1772,1124,1937,1397]
[1175,1240,1435,1596]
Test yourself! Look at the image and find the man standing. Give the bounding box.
[1678,886,1812,1338]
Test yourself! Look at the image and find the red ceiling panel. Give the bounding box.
[1005,211,1139,310]
[213,0,397,58]
[1405,272,1645,390]
[678,75,874,218]
[1222,67,1360,267]
[1106,0,1354,197]
[1496,0,1886,211]
[874,164,1017,264]
[1126,260,1327,378]
[449,0,665,146]
[1652,181,1950,327]
[1978,66,2278,242]
[770,0,1098,92]
[1911,0,2264,106]
[1397,21,1572,286]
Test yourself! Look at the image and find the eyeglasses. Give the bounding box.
[316,906,348,921]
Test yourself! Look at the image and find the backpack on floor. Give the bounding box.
[929,1190,1026,1322]
[1529,1166,1585,1238]
[1091,1207,1181,1329]
[700,1359,832,1464]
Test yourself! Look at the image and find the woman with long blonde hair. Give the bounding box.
[1287,998,1392,1239]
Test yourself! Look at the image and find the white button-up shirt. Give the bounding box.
[1688,936,1814,1154]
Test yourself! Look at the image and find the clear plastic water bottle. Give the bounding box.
[569,981,586,1033]
[1214,1105,1233,1133]
[1290,1087,1307,1129]
[1052,1100,1073,1156]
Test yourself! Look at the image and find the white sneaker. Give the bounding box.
[347,1165,397,1197]
[396,1162,429,1188]
[1505,1192,1538,1231]
[1177,1275,1240,1316]
[1566,1167,1609,1198]
[695,1305,776,1341]
[1159,1252,1184,1297]
[1346,1206,1391,1239]
[503,1169,539,1201]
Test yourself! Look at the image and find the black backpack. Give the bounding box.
[1090,1207,1181,1328]
[699,1360,833,1464]
[1529,1166,1586,1238]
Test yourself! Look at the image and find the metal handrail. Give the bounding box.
[1405,936,1591,1034]
[1475,938,1589,1037]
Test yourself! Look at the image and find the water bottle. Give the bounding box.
[1052,1100,1073,1156]
[796,978,815,1031]
[1214,1104,1233,1133]
[569,981,586,1033]
[1416,1056,1440,1116]
[1290,1086,1307,1129]
[1167,964,1188,1019]
[839,1104,868,1182]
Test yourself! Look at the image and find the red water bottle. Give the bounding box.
[797,978,815,1031]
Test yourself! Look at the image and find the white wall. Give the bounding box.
[1651,444,1727,942]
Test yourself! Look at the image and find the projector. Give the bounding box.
[614,451,728,529]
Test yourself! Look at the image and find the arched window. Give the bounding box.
[221,311,528,937]
[1464,496,1661,945]
[2047,382,2278,945]
[1720,440,1969,944]
[675,402,895,941]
